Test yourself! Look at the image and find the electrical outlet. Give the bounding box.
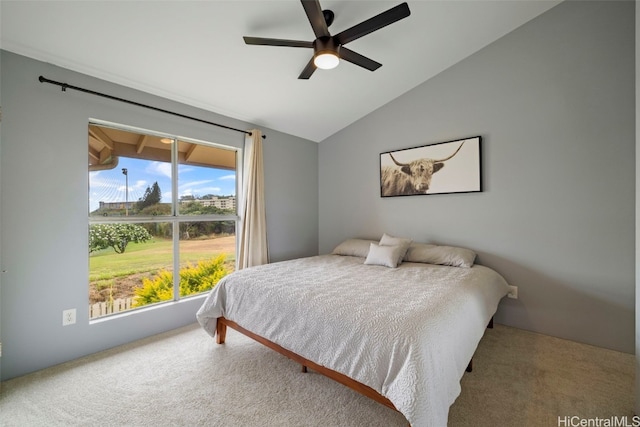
[62,308,76,326]
[507,285,518,299]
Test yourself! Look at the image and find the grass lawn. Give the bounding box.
[89,236,236,305]
[90,236,235,281]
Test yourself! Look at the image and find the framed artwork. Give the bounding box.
[380,136,482,197]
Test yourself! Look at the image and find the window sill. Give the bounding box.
[89,294,207,325]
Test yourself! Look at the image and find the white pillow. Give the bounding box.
[379,233,412,266]
[364,243,405,268]
[332,238,378,258]
[404,242,476,268]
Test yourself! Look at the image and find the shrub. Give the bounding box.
[133,254,230,307]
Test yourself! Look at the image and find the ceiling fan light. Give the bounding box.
[314,52,339,70]
[160,138,174,144]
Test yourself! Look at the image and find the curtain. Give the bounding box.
[238,129,268,269]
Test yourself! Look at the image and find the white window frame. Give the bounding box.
[88,119,241,320]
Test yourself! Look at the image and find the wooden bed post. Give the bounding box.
[216,319,227,344]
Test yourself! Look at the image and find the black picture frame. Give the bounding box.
[380,136,482,197]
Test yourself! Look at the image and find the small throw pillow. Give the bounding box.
[364,243,405,268]
[379,233,412,266]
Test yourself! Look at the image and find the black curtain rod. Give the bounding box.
[38,75,265,139]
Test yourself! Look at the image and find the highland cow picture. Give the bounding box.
[380,136,482,197]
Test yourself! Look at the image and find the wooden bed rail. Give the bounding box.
[215,317,398,411]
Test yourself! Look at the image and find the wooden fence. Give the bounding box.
[90,297,134,319]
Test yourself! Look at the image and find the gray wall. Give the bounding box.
[263,128,319,263]
[0,51,318,380]
[319,0,635,353]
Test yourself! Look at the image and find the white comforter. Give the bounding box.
[197,254,509,426]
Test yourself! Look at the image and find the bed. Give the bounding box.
[197,236,510,426]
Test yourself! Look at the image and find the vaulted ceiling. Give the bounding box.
[1,1,562,142]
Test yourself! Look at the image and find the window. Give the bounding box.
[88,121,238,319]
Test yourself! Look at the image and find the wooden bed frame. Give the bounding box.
[216,316,397,410]
[215,316,494,413]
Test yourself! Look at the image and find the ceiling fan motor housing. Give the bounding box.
[314,36,340,57]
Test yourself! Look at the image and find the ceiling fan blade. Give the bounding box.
[243,36,314,48]
[298,57,317,79]
[340,47,382,71]
[301,0,330,38]
[334,2,410,46]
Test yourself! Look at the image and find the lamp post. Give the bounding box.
[122,168,129,216]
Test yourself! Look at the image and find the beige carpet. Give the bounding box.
[0,323,634,427]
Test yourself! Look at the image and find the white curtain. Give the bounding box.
[238,129,268,269]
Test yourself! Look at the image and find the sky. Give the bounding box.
[89,157,236,212]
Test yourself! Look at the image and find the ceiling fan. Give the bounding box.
[243,0,411,79]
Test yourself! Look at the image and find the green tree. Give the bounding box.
[137,181,161,211]
[89,223,152,254]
